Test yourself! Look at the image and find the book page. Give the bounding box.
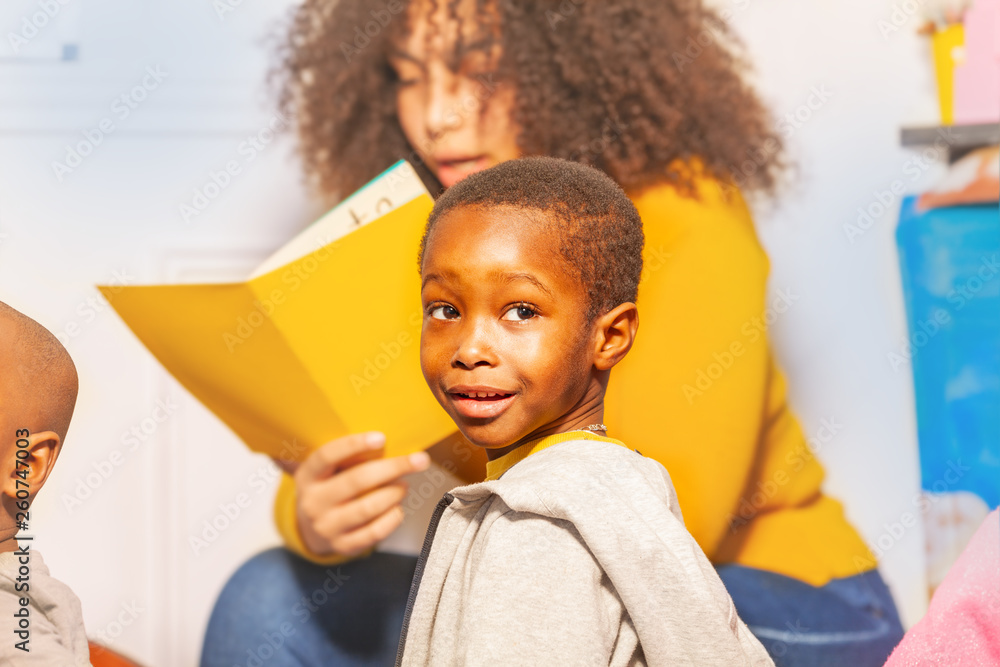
[250,160,431,279]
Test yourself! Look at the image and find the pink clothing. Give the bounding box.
[953,0,1000,124]
[885,509,1000,666]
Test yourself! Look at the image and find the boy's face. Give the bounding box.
[420,205,599,455]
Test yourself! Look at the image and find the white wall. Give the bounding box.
[1,0,937,664]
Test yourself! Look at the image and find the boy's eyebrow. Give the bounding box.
[490,270,554,297]
[421,270,554,297]
[421,271,452,288]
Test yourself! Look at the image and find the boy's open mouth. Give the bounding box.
[452,391,513,399]
[447,387,517,419]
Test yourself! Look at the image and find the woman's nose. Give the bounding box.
[424,66,464,139]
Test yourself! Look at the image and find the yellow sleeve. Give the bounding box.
[273,471,374,565]
[607,177,771,559]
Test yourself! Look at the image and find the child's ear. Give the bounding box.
[592,302,638,371]
[3,431,62,501]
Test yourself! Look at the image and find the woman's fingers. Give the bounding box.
[295,432,386,486]
[329,504,409,557]
[293,431,432,556]
[328,452,430,506]
[314,481,410,540]
[298,451,430,519]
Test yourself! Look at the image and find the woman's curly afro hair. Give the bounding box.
[273,0,785,205]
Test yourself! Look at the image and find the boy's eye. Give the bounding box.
[501,305,537,322]
[429,305,459,320]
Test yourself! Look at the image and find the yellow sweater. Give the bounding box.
[273,172,876,586]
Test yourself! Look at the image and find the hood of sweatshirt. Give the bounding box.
[397,438,774,666]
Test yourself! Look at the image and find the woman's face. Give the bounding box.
[388,0,521,189]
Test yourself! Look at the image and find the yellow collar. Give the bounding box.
[484,430,629,481]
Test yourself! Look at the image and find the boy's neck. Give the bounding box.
[0,525,19,555]
[485,401,605,461]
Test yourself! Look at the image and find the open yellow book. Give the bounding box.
[100,160,455,460]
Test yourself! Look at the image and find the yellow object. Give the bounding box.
[276,168,876,585]
[484,430,628,481]
[100,161,455,461]
[932,23,965,125]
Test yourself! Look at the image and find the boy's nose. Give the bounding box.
[451,322,497,369]
[452,344,494,369]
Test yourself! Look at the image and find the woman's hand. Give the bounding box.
[289,432,431,557]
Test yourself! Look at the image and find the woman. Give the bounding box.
[201,1,904,665]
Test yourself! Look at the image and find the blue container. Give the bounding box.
[895,196,1000,509]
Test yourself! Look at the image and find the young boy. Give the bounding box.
[395,157,773,666]
[0,301,92,665]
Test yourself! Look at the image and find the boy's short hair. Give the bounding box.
[0,301,78,443]
[419,157,645,321]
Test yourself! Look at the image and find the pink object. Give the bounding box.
[953,0,1000,123]
[884,509,1000,666]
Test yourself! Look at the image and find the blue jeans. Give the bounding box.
[715,564,904,667]
[201,549,904,666]
[200,549,416,666]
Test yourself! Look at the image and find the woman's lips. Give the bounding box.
[435,155,489,188]
[448,390,517,419]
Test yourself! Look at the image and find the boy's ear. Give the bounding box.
[3,431,62,501]
[592,302,638,371]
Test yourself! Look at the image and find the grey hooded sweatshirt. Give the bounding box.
[394,437,774,666]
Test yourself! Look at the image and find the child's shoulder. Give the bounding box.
[470,437,684,525]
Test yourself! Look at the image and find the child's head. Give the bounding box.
[277,0,783,202]
[418,156,643,457]
[0,302,78,541]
